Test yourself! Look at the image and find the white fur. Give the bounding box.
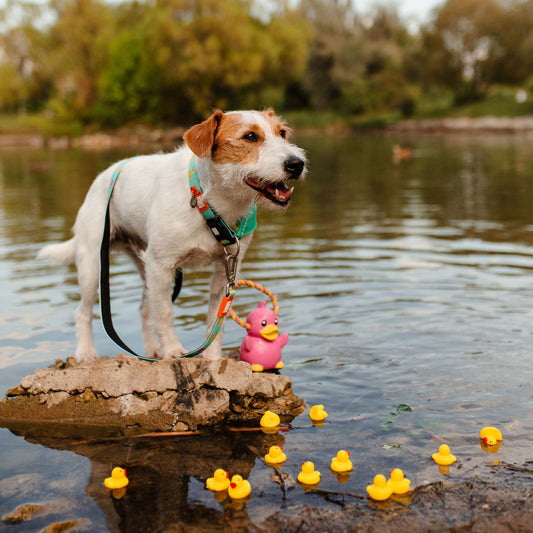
[38,110,306,362]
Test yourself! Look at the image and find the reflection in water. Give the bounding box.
[4,421,286,531]
[2,134,533,530]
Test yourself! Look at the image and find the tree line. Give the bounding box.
[1,0,533,127]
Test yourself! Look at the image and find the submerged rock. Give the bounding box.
[0,354,304,432]
[2,503,45,525]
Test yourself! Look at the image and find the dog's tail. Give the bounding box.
[37,238,76,264]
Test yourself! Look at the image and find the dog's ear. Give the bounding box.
[184,110,225,158]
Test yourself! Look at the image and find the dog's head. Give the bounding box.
[184,109,306,209]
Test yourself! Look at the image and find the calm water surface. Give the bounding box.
[1,134,533,531]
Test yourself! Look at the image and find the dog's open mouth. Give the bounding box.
[244,177,294,206]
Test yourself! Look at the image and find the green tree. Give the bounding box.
[493,1,533,85]
[137,0,310,121]
[0,1,51,113]
[96,31,161,125]
[45,0,114,120]
[300,0,364,110]
[421,0,505,102]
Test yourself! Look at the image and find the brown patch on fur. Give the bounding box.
[212,114,263,165]
[184,110,225,157]
[213,110,290,165]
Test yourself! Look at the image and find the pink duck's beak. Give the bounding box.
[260,324,279,341]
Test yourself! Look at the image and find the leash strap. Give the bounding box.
[99,159,236,361]
[99,159,157,359]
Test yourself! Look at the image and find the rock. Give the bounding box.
[2,503,45,525]
[42,519,91,533]
[0,355,304,432]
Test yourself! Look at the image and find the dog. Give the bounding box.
[38,109,306,362]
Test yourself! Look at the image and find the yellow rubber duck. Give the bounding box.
[228,475,251,500]
[309,405,328,422]
[432,444,457,466]
[104,467,129,490]
[265,445,287,465]
[331,450,352,473]
[260,410,280,429]
[367,474,393,501]
[297,461,321,485]
[206,468,230,492]
[387,468,411,494]
[480,426,502,446]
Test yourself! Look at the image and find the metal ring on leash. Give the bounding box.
[229,280,279,330]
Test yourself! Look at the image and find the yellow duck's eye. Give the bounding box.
[261,320,267,326]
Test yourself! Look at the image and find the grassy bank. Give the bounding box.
[0,113,83,138]
[289,86,533,131]
[2,87,533,138]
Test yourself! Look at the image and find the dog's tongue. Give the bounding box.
[267,182,292,200]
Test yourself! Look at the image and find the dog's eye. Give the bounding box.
[279,129,286,139]
[244,132,258,142]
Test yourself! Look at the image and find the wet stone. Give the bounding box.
[0,355,304,432]
[2,503,45,524]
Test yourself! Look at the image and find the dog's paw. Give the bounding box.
[144,341,161,359]
[201,347,223,361]
[74,349,98,362]
[160,342,187,359]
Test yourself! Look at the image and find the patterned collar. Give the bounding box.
[189,155,257,246]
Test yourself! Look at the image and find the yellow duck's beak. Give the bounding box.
[260,324,279,341]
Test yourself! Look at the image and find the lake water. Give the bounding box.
[1,133,533,531]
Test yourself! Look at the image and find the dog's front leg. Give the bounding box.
[202,256,228,360]
[144,252,186,358]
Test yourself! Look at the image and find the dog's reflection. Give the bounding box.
[5,421,285,532]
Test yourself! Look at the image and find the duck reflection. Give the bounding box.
[4,421,286,532]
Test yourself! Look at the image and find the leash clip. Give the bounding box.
[223,241,240,296]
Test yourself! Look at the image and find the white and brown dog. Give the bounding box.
[38,109,306,362]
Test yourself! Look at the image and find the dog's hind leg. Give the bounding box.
[74,247,99,361]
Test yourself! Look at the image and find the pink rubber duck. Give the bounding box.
[239,301,288,371]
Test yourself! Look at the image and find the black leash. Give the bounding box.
[99,158,246,361]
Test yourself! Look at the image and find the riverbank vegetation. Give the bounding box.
[2,0,533,135]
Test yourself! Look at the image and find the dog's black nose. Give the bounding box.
[284,156,305,178]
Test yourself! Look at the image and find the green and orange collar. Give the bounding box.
[189,155,257,246]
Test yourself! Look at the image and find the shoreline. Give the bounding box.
[2,116,533,149]
[0,125,187,150]
[388,115,533,134]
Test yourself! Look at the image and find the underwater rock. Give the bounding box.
[2,503,45,524]
[0,354,304,432]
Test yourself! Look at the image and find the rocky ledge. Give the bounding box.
[0,355,304,432]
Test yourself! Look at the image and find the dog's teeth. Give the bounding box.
[275,189,282,199]
[289,187,294,194]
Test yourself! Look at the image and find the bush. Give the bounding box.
[95,31,161,126]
